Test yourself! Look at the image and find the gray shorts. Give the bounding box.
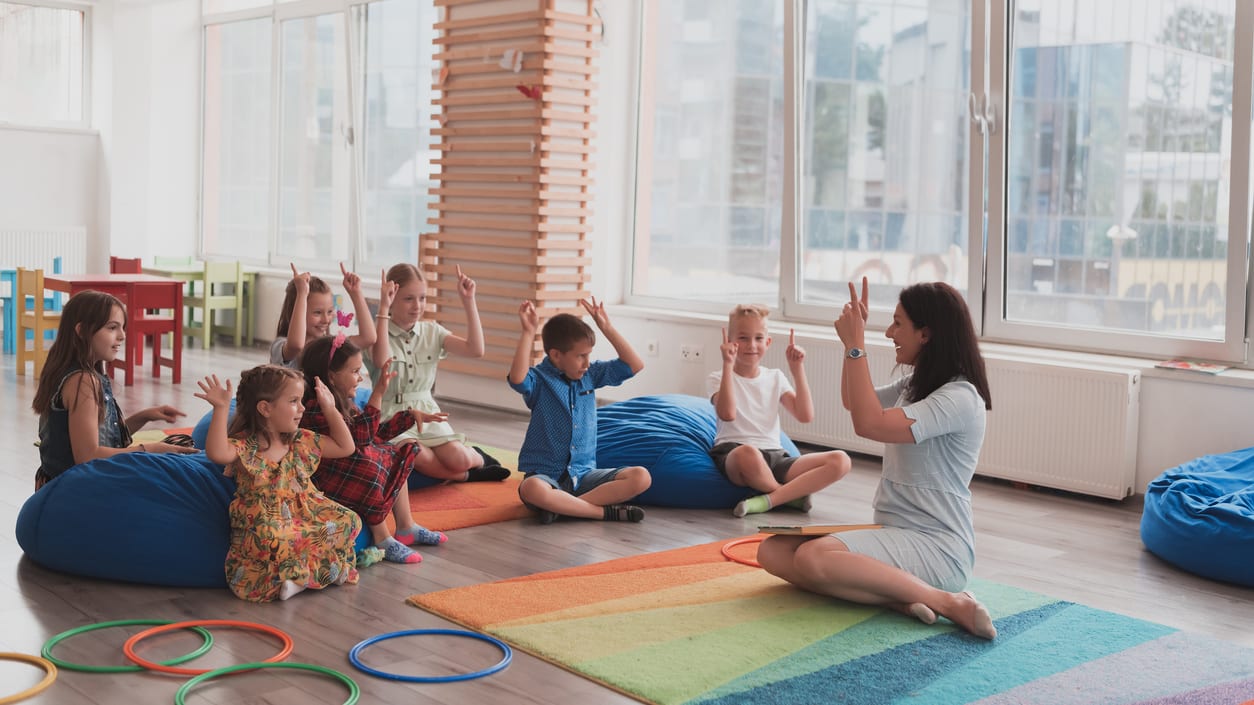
[834,526,971,593]
[709,442,798,482]
[519,467,626,511]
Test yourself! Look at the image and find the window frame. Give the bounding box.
[0,0,92,131]
[630,0,1254,365]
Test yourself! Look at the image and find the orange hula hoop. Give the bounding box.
[721,536,765,568]
[123,619,294,676]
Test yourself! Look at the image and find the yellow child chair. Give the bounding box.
[183,261,244,349]
[16,268,61,377]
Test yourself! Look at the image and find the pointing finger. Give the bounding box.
[722,327,728,344]
[340,262,349,276]
[290,262,299,278]
[861,276,869,306]
[789,328,795,347]
[456,264,464,279]
[849,281,858,305]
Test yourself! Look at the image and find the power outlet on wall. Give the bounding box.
[680,344,704,362]
[645,339,659,356]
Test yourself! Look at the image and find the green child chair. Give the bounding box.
[183,261,244,349]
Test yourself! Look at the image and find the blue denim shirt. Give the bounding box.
[509,357,633,485]
[38,370,131,481]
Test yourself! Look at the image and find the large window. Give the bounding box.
[634,0,1254,362]
[0,1,86,128]
[200,0,438,270]
[202,18,271,258]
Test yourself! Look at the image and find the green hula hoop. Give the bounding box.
[175,662,359,705]
[42,619,215,673]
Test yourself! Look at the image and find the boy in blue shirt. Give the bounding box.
[508,297,651,523]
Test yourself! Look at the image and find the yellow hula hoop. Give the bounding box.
[0,652,58,704]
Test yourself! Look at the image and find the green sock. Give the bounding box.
[733,495,772,518]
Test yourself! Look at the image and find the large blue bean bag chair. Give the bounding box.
[17,450,376,588]
[16,452,236,587]
[1140,446,1254,587]
[596,394,800,508]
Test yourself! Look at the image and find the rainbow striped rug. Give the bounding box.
[409,538,1254,705]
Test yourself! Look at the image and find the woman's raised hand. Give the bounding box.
[834,279,868,348]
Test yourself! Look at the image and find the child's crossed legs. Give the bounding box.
[519,466,651,522]
[718,444,851,516]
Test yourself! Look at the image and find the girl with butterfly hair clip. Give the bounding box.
[271,262,379,368]
[297,334,449,565]
[366,263,510,483]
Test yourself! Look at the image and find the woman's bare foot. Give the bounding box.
[943,591,996,639]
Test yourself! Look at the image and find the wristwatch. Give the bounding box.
[846,347,865,359]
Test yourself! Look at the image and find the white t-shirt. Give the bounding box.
[707,367,794,449]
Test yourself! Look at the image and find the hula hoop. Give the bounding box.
[721,536,765,568]
[42,619,215,673]
[0,653,57,705]
[349,629,511,682]
[175,662,359,705]
[123,620,293,676]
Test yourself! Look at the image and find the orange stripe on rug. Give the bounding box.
[498,538,753,584]
[410,559,760,629]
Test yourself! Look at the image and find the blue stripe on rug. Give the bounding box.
[910,603,1176,703]
[694,600,1181,705]
[693,601,1072,705]
[971,631,1254,705]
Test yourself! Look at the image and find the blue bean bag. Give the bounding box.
[16,452,236,587]
[596,394,800,508]
[1140,446,1254,587]
[16,450,376,588]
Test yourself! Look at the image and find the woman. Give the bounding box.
[757,279,997,639]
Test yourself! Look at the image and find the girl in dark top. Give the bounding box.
[31,291,194,489]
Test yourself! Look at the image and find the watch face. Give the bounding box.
[848,348,864,358]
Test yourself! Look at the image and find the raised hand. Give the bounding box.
[455,265,476,299]
[784,328,806,365]
[340,262,362,296]
[379,269,398,312]
[194,375,233,409]
[313,377,336,411]
[834,280,868,348]
[719,327,738,365]
[518,300,539,332]
[376,357,397,392]
[290,263,311,296]
[579,295,610,330]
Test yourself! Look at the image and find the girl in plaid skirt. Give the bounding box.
[298,334,448,564]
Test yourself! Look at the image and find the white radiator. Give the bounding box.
[0,226,87,274]
[770,335,1140,500]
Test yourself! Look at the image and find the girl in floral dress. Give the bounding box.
[196,365,360,602]
[298,334,448,565]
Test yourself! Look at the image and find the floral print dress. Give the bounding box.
[224,429,361,602]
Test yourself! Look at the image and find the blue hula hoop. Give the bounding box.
[348,628,512,683]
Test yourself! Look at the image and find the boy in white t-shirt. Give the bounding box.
[709,304,851,517]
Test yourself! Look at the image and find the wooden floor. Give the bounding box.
[1,343,1250,704]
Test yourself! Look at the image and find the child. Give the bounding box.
[366,263,507,482]
[298,335,449,565]
[508,297,651,523]
[272,262,378,368]
[196,366,361,602]
[709,304,850,517]
[31,290,195,489]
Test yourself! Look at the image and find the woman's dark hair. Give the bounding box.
[899,282,991,410]
[275,276,331,337]
[32,291,127,417]
[298,335,361,419]
[229,364,304,450]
